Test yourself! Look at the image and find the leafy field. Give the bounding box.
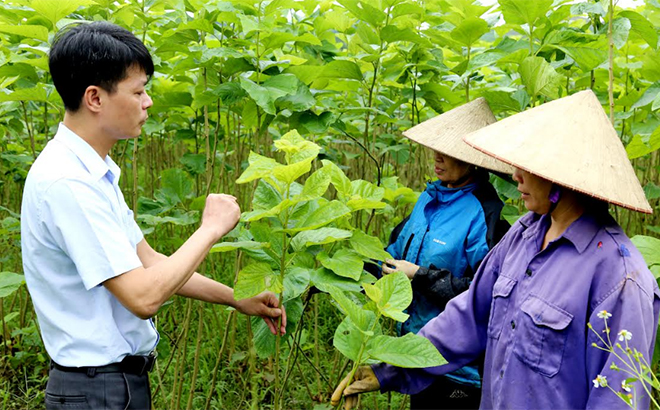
[1,0,659,409]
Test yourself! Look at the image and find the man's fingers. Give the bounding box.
[263,317,277,335]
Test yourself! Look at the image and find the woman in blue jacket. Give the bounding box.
[380,98,513,409]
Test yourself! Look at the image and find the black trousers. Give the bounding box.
[45,366,151,410]
[410,377,481,410]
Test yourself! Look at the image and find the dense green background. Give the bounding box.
[1,0,659,408]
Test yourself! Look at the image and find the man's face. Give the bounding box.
[99,66,152,140]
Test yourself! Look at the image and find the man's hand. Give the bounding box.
[234,291,287,335]
[200,194,240,240]
[331,366,380,410]
[382,259,419,279]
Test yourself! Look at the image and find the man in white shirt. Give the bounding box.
[21,21,286,410]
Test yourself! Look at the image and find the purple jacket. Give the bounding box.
[373,211,660,409]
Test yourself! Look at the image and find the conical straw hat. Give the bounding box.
[402,98,514,174]
[463,90,652,214]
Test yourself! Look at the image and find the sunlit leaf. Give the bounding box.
[210,241,269,253]
[518,56,562,100]
[350,230,391,261]
[290,228,353,251]
[235,263,282,300]
[450,17,489,47]
[619,11,658,48]
[367,334,447,368]
[317,249,364,280]
[0,25,48,41]
[287,200,351,232]
[236,152,279,184]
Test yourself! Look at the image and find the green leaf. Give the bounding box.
[0,272,25,298]
[160,168,194,204]
[367,271,411,322]
[317,249,364,281]
[350,230,391,261]
[327,286,375,331]
[321,160,352,197]
[299,166,332,200]
[380,25,428,45]
[519,56,562,100]
[239,77,276,115]
[499,0,552,27]
[277,82,316,112]
[619,11,658,48]
[0,87,48,102]
[253,180,282,210]
[626,128,660,160]
[630,235,660,268]
[236,152,279,184]
[322,60,363,81]
[612,17,631,50]
[333,316,369,362]
[235,263,282,300]
[554,42,607,72]
[290,228,353,251]
[338,0,386,28]
[283,267,311,301]
[210,241,269,253]
[644,183,660,201]
[310,268,372,293]
[252,297,303,358]
[367,334,447,368]
[450,17,489,47]
[272,157,314,185]
[287,200,351,232]
[0,25,48,41]
[156,92,193,108]
[263,74,300,99]
[274,129,321,164]
[30,0,93,27]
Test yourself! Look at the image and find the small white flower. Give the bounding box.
[593,375,608,388]
[621,380,632,392]
[597,310,612,319]
[618,330,632,342]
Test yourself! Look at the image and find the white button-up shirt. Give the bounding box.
[21,123,158,367]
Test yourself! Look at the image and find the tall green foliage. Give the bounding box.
[1,0,659,408]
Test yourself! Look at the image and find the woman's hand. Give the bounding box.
[331,366,380,410]
[382,259,419,279]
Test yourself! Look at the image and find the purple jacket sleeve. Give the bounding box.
[372,229,511,394]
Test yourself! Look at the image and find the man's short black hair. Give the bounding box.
[49,21,154,112]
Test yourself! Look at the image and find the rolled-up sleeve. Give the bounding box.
[40,178,143,290]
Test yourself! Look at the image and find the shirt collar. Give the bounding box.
[54,123,119,183]
[560,212,603,254]
[521,211,602,254]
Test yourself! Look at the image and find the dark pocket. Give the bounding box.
[514,295,573,377]
[487,275,517,340]
[45,393,89,409]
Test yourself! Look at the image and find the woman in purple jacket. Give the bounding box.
[331,90,660,410]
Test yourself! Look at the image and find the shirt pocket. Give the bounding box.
[487,275,517,340]
[514,295,573,377]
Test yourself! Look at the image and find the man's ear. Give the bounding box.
[82,85,103,113]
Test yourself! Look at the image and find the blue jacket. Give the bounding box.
[386,176,508,387]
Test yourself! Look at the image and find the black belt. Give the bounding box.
[51,353,156,377]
